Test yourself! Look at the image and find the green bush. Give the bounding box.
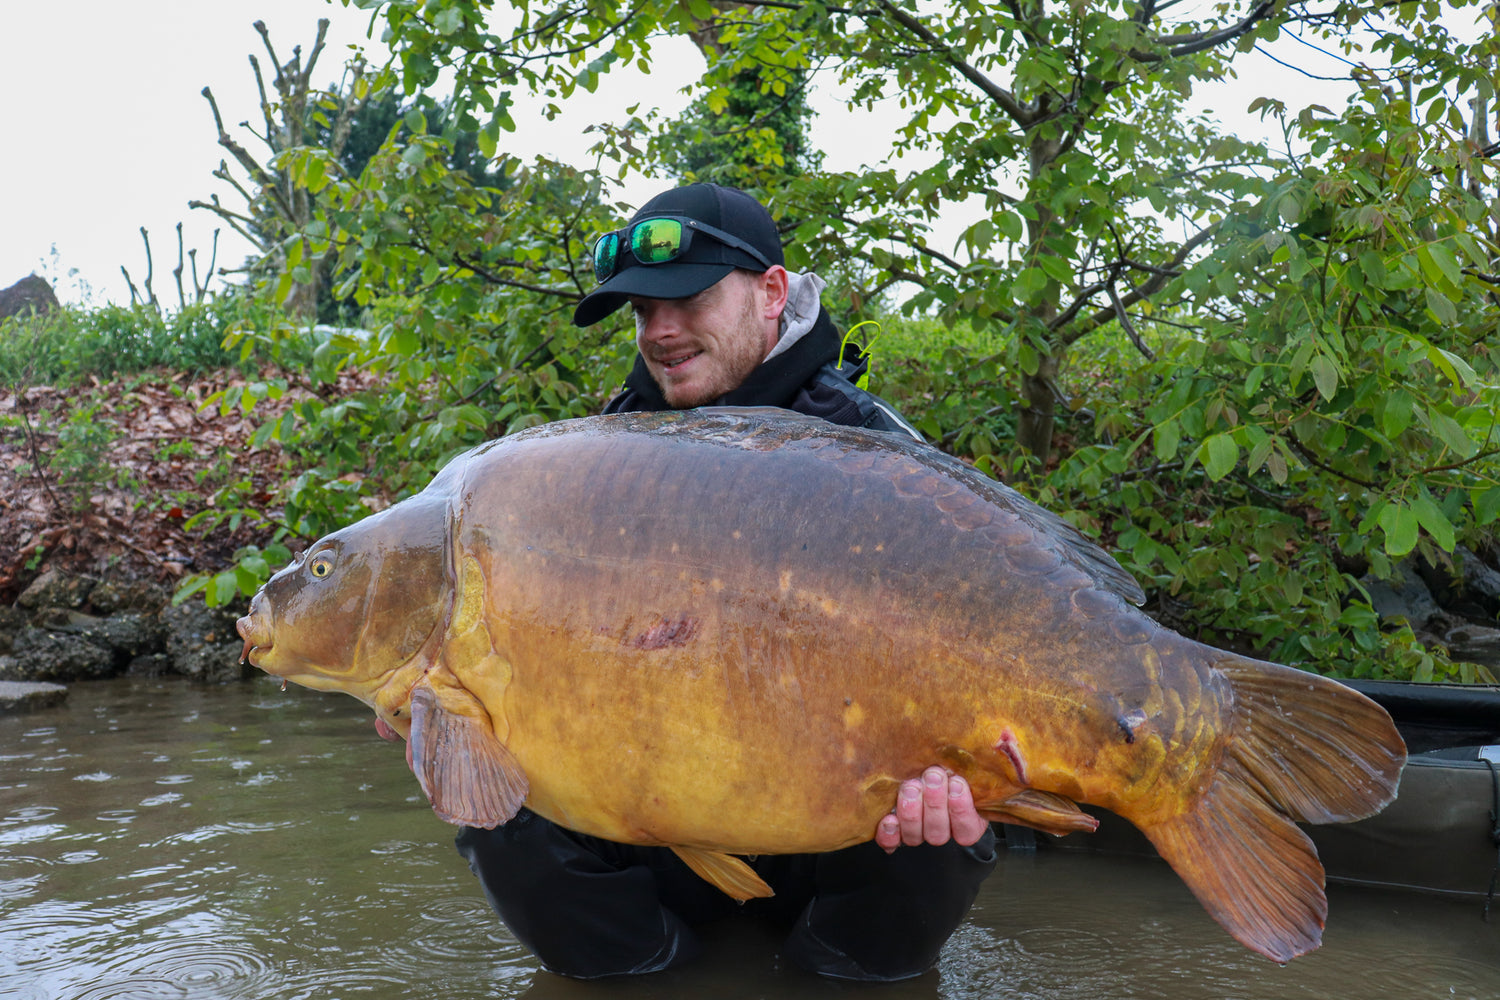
[0,291,286,385]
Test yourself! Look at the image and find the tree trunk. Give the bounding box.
[1016,353,1059,474]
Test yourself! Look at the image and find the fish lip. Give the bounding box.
[235,612,272,668]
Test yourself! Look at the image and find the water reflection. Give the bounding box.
[1,677,1496,1000]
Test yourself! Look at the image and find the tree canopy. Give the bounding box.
[198,0,1499,680]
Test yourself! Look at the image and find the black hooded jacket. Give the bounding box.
[601,306,921,439]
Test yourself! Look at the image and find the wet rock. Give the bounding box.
[0,605,26,654]
[1457,547,1500,615]
[1415,547,1500,624]
[1362,565,1440,628]
[39,609,167,659]
[0,679,68,714]
[88,578,172,615]
[1442,622,1500,666]
[16,568,97,611]
[0,628,116,682]
[162,600,251,683]
[127,653,170,677]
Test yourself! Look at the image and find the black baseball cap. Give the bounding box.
[573,183,784,327]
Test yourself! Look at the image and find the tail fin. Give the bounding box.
[1142,657,1406,963]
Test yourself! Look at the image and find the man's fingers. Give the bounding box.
[896,779,924,846]
[921,766,951,846]
[879,767,991,851]
[947,775,989,846]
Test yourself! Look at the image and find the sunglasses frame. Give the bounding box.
[592,215,775,285]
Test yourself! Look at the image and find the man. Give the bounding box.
[455,183,997,981]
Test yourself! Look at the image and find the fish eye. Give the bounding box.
[309,552,335,579]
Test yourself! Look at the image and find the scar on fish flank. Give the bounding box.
[629,616,701,650]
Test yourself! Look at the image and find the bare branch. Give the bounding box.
[1136,1,1277,62]
[1108,276,1155,360]
[874,0,1032,126]
[1051,280,1109,330]
[200,86,296,222]
[450,252,581,299]
[138,227,156,307]
[1064,223,1219,344]
[173,222,187,308]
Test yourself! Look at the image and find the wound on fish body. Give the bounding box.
[1117,709,1148,744]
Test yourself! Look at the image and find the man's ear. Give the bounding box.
[758,265,790,320]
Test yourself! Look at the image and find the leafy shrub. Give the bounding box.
[0,291,282,385]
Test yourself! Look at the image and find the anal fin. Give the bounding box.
[409,680,529,829]
[978,789,1100,836]
[671,846,774,901]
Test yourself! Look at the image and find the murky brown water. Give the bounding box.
[2,677,1497,999]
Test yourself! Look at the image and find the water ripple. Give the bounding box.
[62,934,279,1000]
[0,823,68,846]
[154,820,293,846]
[0,874,45,901]
[1382,952,1500,999]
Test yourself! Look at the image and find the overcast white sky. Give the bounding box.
[1,0,1381,308]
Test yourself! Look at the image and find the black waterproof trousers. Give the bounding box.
[456,809,997,981]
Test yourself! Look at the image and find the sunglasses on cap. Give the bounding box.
[591,216,774,284]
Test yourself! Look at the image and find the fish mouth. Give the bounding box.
[236,607,274,671]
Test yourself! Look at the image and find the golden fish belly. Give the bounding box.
[442,419,1206,853]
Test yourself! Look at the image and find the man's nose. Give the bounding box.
[638,304,681,342]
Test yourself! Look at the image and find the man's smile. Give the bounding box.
[656,351,702,372]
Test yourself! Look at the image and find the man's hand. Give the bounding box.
[875,766,988,853]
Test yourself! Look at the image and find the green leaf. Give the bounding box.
[1423,286,1457,325]
[1038,254,1073,282]
[1425,345,1477,388]
[1475,486,1500,525]
[1309,354,1338,401]
[210,571,241,608]
[1153,419,1180,462]
[1199,433,1238,481]
[1013,267,1048,303]
[1425,244,1463,287]
[1428,409,1477,458]
[1378,502,1419,557]
[1246,434,1275,474]
[1409,490,1455,552]
[433,6,463,34]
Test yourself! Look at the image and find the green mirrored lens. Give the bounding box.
[630,218,684,264]
[593,233,620,283]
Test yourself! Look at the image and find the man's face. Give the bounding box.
[630,270,779,408]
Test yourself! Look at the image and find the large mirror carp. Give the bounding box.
[237,407,1405,964]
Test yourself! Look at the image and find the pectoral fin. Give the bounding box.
[409,678,528,828]
[670,847,774,901]
[978,789,1100,836]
